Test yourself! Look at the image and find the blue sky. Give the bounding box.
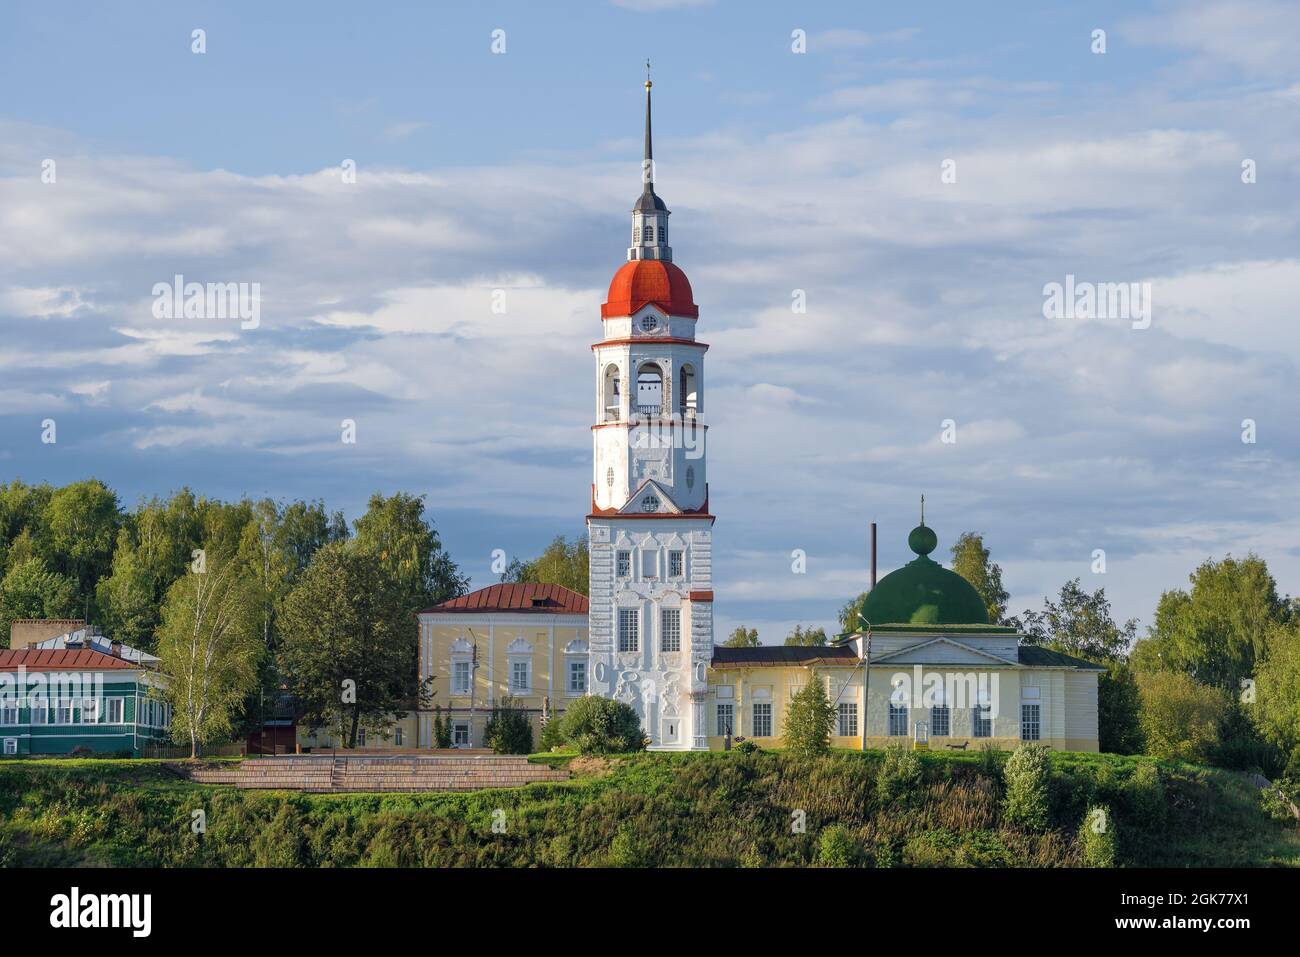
[2,0,1299,642]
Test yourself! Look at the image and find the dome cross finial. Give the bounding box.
[920,493,925,526]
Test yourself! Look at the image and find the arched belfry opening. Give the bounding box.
[679,363,698,417]
[636,362,663,415]
[603,364,621,420]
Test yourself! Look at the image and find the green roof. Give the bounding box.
[859,522,990,627]
[1017,645,1107,670]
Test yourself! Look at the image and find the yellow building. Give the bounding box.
[414,583,590,749]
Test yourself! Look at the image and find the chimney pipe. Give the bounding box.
[870,522,877,589]
[110,638,122,658]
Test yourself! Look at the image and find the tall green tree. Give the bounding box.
[838,592,869,634]
[155,548,263,758]
[1133,555,1286,691]
[502,535,589,595]
[950,531,1009,624]
[1136,670,1227,763]
[785,625,828,647]
[1097,662,1144,754]
[1012,579,1137,661]
[0,558,79,642]
[44,478,120,613]
[723,626,759,648]
[94,529,158,649]
[784,671,837,756]
[1253,619,1300,756]
[278,542,421,748]
[0,480,54,575]
[352,492,467,613]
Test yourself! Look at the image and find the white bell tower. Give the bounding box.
[586,69,714,751]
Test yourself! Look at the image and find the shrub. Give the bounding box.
[538,715,567,752]
[1285,747,1300,783]
[783,672,837,757]
[978,742,1002,782]
[816,824,858,867]
[1136,671,1227,764]
[483,696,533,754]
[431,706,452,750]
[1122,762,1165,829]
[554,696,645,755]
[1002,744,1051,831]
[733,740,759,755]
[876,744,922,803]
[608,825,647,867]
[1078,804,1117,867]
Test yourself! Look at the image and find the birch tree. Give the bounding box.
[155,549,261,758]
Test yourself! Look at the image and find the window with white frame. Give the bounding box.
[717,702,734,736]
[452,660,472,695]
[837,702,858,737]
[511,659,531,693]
[1,702,17,725]
[972,701,992,738]
[1021,703,1041,741]
[752,703,772,737]
[452,721,470,747]
[31,701,48,725]
[616,550,631,577]
[568,660,587,693]
[105,698,123,724]
[55,699,72,725]
[888,703,908,737]
[81,698,99,723]
[931,705,950,737]
[668,550,684,577]
[618,608,640,653]
[660,608,681,652]
[3,738,15,755]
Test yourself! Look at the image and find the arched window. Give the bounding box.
[636,363,663,415]
[679,363,698,417]
[603,364,621,420]
[641,495,659,513]
[645,225,655,243]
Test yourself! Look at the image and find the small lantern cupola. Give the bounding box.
[629,61,671,263]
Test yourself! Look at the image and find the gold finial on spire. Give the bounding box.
[645,58,652,89]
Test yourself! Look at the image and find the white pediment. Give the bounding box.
[619,479,682,515]
[872,636,1019,668]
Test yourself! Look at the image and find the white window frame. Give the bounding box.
[31,701,48,725]
[888,703,908,737]
[752,702,772,738]
[81,697,99,724]
[660,608,681,652]
[451,720,470,748]
[451,659,472,696]
[0,702,17,725]
[567,660,587,694]
[511,659,531,694]
[931,705,950,737]
[1021,702,1041,741]
[3,738,16,755]
[616,550,631,578]
[668,549,684,578]
[716,702,734,737]
[55,699,72,725]
[105,697,124,724]
[618,608,640,653]
[837,702,858,737]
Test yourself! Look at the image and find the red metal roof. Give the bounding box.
[602,259,698,319]
[0,648,138,671]
[421,583,589,615]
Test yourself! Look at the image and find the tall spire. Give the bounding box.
[629,61,671,261]
[643,59,654,192]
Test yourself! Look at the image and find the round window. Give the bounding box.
[641,495,659,513]
[640,315,658,332]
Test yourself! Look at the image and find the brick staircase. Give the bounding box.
[178,752,570,793]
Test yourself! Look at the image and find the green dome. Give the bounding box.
[859,524,989,627]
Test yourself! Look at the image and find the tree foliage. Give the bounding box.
[1134,555,1286,691]
[0,557,79,638]
[1251,619,1300,757]
[1012,578,1137,661]
[1002,744,1051,831]
[783,672,837,756]
[784,625,828,647]
[723,627,759,648]
[155,549,263,758]
[501,535,589,595]
[278,542,421,748]
[950,531,1009,623]
[550,696,645,754]
[484,696,534,754]
[1136,671,1227,763]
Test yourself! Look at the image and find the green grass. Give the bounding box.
[0,749,1295,867]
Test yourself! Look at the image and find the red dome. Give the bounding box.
[602,259,698,319]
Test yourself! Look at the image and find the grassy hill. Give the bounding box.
[1,749,1296,867]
